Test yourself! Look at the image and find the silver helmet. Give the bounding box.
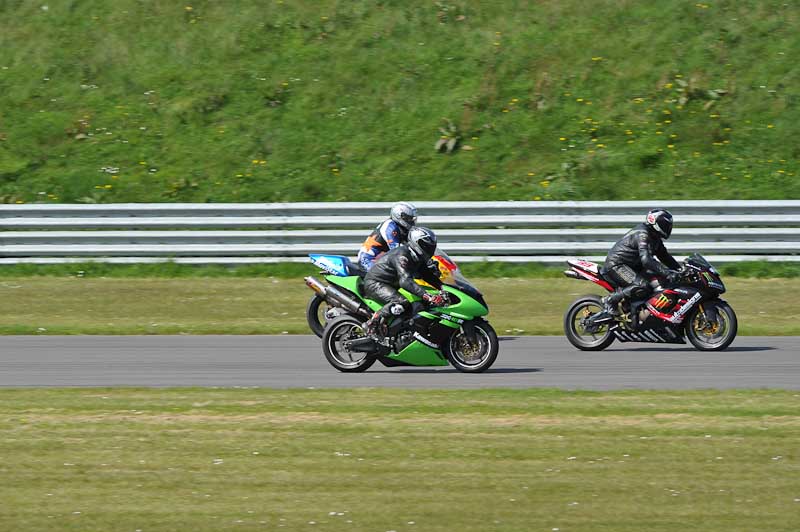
[390,202,418,231]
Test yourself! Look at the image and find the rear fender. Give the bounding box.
[565,259,613,292]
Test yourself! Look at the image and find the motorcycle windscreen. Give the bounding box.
[432,248,482,296]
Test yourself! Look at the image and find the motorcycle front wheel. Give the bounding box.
[321,315,377,372]
[685,300,737,351]
[563,295,615,351]
[444,320,499,373]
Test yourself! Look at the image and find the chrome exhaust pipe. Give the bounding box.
[304,276,371,319]
[304,276,328,295]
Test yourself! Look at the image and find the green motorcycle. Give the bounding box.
[304,251,499,373]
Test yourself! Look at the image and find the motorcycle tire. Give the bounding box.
[685,300,737,351]
[444,320,499,373]
[321,315,377,372]
[564,295,615,351]
[306,294,328,338]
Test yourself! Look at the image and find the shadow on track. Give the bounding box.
[368,367,542,374]
[608,346,775,353]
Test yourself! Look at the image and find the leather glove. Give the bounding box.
[423,291,448,307]
[665,270,681,285]
[426,259,442,279]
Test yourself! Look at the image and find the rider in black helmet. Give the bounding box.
[362,226,446,343]
[593,209,682,321]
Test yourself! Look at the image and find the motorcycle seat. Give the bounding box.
[346,260,367,278]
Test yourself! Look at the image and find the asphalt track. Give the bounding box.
[0,335,798,389]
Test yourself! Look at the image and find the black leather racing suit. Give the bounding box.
[363,244,442,322]
[603,223,680,306]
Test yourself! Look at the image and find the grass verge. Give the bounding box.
[1,261,799,279]
[0,388,798,531]
[0,277,796,335]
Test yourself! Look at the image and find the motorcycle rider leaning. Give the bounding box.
[363,226,447,344]
[593,209,682,321]
[357,201,418,270]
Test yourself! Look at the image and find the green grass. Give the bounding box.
[0,388,798,531]
[0,276,796,335]
[1,0,798,203]
[0,261,799,279]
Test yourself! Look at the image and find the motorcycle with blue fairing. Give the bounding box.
[304,250,499,372]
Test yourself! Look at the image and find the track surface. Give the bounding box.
[0,335,797,389]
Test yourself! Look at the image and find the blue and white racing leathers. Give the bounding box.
[357,219,408,270]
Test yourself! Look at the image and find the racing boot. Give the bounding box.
[590,289,623,323]
[363,312,389,346]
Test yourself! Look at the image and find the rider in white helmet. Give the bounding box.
[357,201,418,270]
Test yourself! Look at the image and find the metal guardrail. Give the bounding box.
[1,201,799,264]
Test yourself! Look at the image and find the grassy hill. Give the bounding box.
[0,0,798,203]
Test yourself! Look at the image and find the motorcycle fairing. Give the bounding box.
[309,254,349,276]
[388,340,448,366]
[646,287,702,324]
[610,324,685,344]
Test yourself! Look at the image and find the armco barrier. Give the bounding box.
[1,201,798,264]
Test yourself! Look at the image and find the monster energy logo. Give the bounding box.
[652,294,670,309]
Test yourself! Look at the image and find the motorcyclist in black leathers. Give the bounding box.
[593,209,681,321]
[363,226,447,343]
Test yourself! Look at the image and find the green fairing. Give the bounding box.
[441,285,489,319]
[435,317,461,329]
[389,341,448,366]
[325,274,360,293]
[324,276,488,319]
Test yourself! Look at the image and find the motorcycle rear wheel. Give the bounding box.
[322,315,377,372]
[306,294,328,338]
[564,295,615,351]
[444,320,499,373]
[685,300,737,351]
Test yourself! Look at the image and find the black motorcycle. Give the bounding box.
[563,254,737,351]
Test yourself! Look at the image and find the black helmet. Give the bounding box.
[390,202,418,231]
[646,209,673,239]
[408,226,437,260]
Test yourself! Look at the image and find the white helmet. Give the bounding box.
[390,202,418,231]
